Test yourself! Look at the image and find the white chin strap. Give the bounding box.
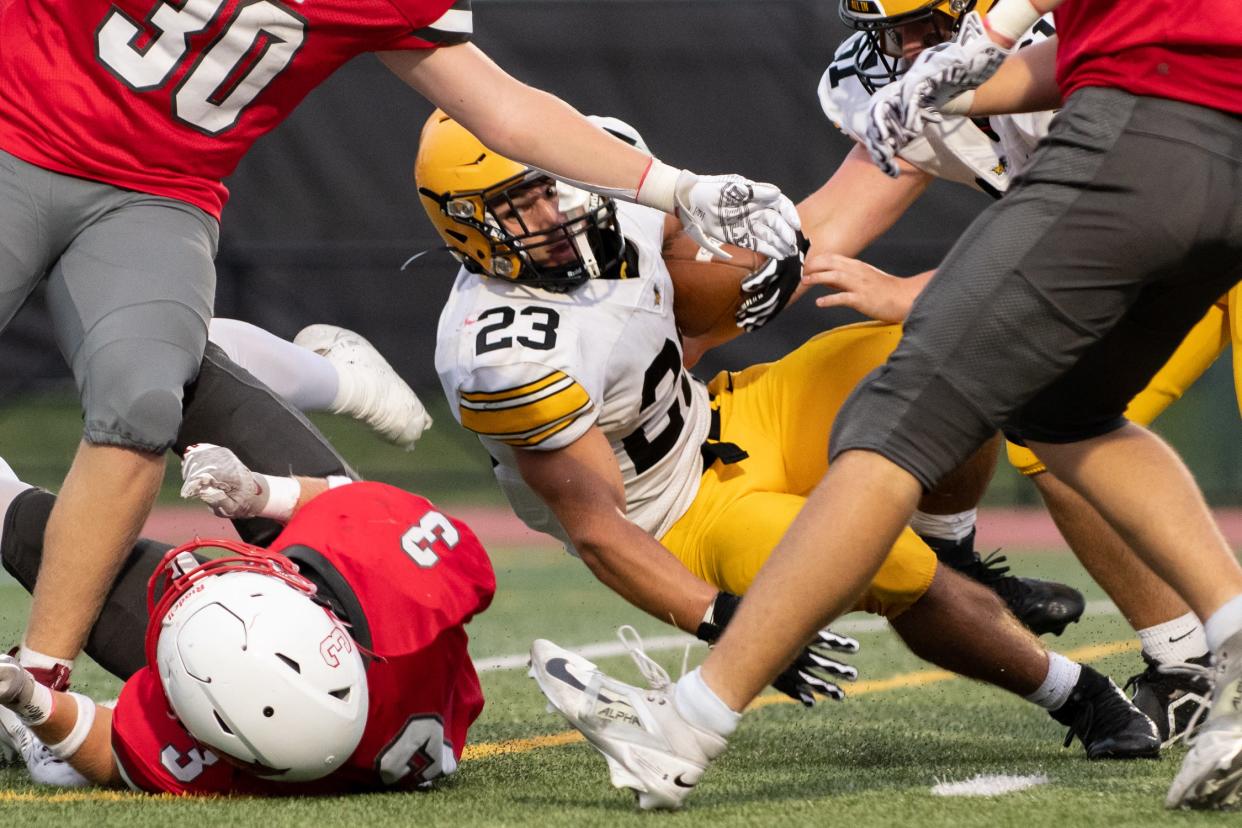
[557,183,601,279]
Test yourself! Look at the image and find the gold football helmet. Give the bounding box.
[838,0,996,92]
[414,110,624,291]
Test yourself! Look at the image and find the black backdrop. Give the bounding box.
[1,0,992,395]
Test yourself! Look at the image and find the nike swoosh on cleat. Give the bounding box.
[545,657,618,704]
[673,773,696,789]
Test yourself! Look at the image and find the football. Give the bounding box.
[662,228,767,339]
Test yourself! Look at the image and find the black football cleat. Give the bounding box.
[919,531,1085,636]
[1051,665,1161,759]
[1125,652,1211,747]
[959,551,1086,636]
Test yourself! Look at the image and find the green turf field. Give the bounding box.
[0,548,1230,826]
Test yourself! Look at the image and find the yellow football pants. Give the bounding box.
[659,322,937,618]
[1007,289,1239,475]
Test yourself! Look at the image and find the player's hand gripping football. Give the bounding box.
[673,172,802,261]
[735,233,808,332]
[864,12,1010,177]
[180,443,270,519]
[696,592,859,706]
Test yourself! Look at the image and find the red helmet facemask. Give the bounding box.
[144,538,319,668]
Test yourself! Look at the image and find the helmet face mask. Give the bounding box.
[415,111,626,292]
[838,0,988,92]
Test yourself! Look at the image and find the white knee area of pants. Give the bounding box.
[909,509,977,542]
[207,318,339,411]
[674,667,740,738]
[0,477,34,531]
[47,694,95,760]
[1025,652,1082,711]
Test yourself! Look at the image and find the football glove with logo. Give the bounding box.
[638,161,802,260]
[736,234,808,332]
[864,12,1011,177]
[696,592,859,706]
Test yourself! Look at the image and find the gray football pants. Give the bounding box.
[831,88,1242,489]
[0,149,218,452]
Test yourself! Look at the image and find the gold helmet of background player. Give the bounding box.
[413,110,624,292]
[837,0,997,93]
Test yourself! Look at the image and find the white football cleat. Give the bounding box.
[1167,629,1242,810]
[294,324,432,449]
[0,706,88,787]
[528,627,727,810]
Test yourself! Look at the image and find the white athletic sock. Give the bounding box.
[208,319,340,410]
[674,668,740,739]
[1138,612,1208,664]
[1025,652,1082,711]
[17,645,74,673]
[1205,594,1242,652]
[909,509,977,542]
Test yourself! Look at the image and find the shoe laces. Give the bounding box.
[961,551,1026,597]
[1124,654,1211,697]
[618,625,672,692]
[1157,659,1220,748]
[1061,680,1140,749]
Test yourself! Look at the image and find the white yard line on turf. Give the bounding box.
[473,599,1119,672]
[931,773,1051,797]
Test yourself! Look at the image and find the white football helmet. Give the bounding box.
[147,541,369,782]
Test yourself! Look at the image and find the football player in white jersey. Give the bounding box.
[421,109,1157,759]
[791,0,1220,744]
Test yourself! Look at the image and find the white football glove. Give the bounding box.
[674,171,802,260]
[0,656,38,713]
[180,443,270,519]
[864,12,1011,177]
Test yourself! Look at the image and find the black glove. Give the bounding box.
[695,591,859,706]
[735,232,808,332]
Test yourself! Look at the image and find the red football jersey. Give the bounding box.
[1054,0,1242,114]
[0,0,471,219]
[110,482,496,795]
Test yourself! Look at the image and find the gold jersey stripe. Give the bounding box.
[499,411,586,447]
[460,370,567,404]
[460,374,576,413]
[459,382,591,438]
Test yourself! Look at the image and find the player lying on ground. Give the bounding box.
[1,339,367,690]
[0,448,493,793]
[531,0,1242,811]
[798,0,1222,744]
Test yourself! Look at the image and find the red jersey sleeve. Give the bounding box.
[381,0,472,50]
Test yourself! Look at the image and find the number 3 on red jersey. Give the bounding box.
[400,510,460,568]
[96,0,305,135]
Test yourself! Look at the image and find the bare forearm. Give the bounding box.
[800,145,932,261]
[966,36,1061,115]
[576,523,717,634]
[382,45,649,194]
